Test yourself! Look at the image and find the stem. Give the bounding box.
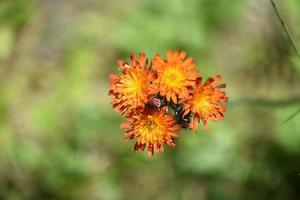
[270,0,300,123]
[228,97,300,108]
[270,0,300,58]
[283,108,300,123]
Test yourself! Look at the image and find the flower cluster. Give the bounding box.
[109,50,228,156]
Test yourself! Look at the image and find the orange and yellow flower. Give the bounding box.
[151,50,199,103]
[109,50,228,156]
[121,108,181,156]
[109,53,154,116]
[182,75,228,131]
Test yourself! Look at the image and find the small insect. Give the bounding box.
[172,103,191,128]
[146,96,166,110]
[172,103,183,115]
[178,117,190,128]
[175,113,191,128]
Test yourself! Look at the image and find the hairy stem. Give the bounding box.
[270,0,300,58]
[228,97,300,108]
[270,0,300,122]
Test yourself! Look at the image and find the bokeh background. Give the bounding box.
[1,0,300,199]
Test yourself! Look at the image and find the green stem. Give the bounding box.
[270,0,300,58]
[228,97,300,108]
[270,0,300,123]
[283,108,300,123]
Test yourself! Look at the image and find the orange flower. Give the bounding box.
[109,53,154,116]
[182,75,228,131]
[151,50,199,104]
[108,50,228,156]
[121,108,181,156]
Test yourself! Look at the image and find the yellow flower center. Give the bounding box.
[195,98,210,112]
[138,116,164,144]
[161,66,185,88]
[120,72,146,98]
[194,90,216,114]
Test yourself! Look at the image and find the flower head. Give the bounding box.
[121,108,181,156]
[109,53,154,116]
[108,50,228,156]
[151,50,199,103]
[183,75,228,131]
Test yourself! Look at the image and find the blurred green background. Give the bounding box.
[0,0,300,199]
